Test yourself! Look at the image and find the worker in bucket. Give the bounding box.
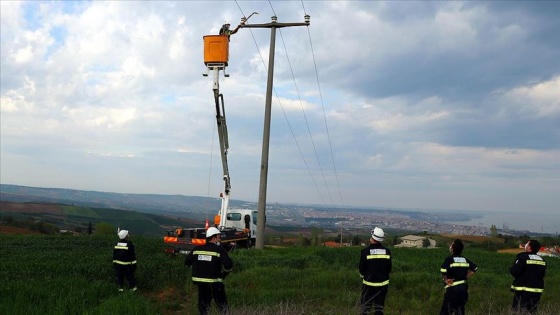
[439,239,477,315]
[219,22,242,37]
[359,227,392,315]
[112,229,137,292]
[510,239,547,314]
[185,227,233,315]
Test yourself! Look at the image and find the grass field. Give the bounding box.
[62,205,101,218]
[1,234,558,315]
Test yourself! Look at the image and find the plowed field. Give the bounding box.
[0,225,40,235]
[1,201,63,214]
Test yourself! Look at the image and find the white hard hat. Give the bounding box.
[206,227,221,238]
[118,230,129,239]
[371,227,384,241]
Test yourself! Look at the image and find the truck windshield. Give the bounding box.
[226,213,242,221]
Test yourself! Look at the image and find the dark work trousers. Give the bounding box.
[197,282,228,315]
[114,264,136,289]
[512,291,541,314]
[360,285,388,315]
[439,285,468,315]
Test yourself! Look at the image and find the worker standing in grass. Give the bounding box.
[359,227,392,315]
[112,229,137,292]
[185,227,233,315]
[439,239,478,315]
[510,239,547,314]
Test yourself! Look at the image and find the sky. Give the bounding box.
[1,1,559,225]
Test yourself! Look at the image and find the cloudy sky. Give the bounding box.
[1,1,559,219]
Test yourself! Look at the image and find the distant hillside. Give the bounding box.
[0,184,257,219]
[0,201,202,236]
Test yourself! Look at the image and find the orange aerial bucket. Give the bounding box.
[203,35,229,65]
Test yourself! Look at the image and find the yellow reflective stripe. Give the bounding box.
[450,262,469,268]
[114,246,128,250]
[192,277,223,283]
[113,260,137,265]
[445,280,466,289]
[362,279,389,287]
[511,285,544,293]
[366,254,390,259]
[193,250,220,257]
[526,260,546,266]
[440,268,447,273]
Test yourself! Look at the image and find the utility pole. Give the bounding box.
[241,15,310,249]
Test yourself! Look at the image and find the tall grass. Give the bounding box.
[1,235,558,314]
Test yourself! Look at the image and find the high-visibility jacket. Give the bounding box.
[185,242,233,283]
[359,243,392,287]
[510,252,547,293]
[440,255,477,289]
[113,239,137,266]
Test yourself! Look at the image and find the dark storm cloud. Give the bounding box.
[315,1,560,102]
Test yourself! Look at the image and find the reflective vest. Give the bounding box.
[359,244,392,287]
[510,253,546,293]
[185,243,233,284]
[440,255,477,289]
[113,240,137,265]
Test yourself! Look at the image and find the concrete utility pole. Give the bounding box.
[241,15,310,249]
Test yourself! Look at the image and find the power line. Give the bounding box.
[266,1,336,206]
[307,27,345,208]
[301,1,345,208]
[276,14,335,206]
[235,1,328,206]
[235,0,343,208]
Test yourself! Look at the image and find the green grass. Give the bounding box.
[62,205,101,218]
[92,207,154,220]
[1,235,558,315]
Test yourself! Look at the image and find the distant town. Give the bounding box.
[263,204,490,236]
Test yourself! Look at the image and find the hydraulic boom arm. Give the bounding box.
[211,67,231,229]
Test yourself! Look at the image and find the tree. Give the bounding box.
[353,234,361,246]
[335,234,342,244]
[490,224,498,237]
[519,234,530,245]
[503,235,518,248]
[31,221,58,234]
[87,222,93,235]
[266,235,274,245]
[311,227,323,246]
[4,215,14,225]
[298,233,311,246]
[422,238,431,248]
[541,236,555,247]
[95,222,115,235]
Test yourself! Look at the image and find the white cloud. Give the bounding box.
[274,97,318,112]
[0,77,36,113]
[502,76,560,117]
[66,107,137,129]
